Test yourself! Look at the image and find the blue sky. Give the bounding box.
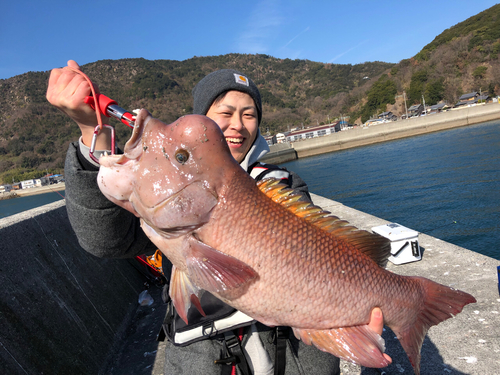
[1,0,498,80]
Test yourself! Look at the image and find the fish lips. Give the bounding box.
[130,180,218,236]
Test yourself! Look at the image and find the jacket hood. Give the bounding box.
[239,128,270,172]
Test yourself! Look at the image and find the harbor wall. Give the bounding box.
[260,103,500,163]
[0,201,148,375]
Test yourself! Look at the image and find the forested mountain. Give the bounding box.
[1,4,500,183]
[0,56,393,183]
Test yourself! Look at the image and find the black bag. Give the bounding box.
[158,290,256,346]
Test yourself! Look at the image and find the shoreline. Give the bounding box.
[262,102,500,164]
[0,183,65,200]
[2,104,499,199]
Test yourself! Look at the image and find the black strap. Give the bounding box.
[156,299,175,342]
[274,327,289,375]
[215,330,251,375]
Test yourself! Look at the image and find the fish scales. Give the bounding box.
[205,175,419,330]
[97,110,476,374]
[204,175,385,327]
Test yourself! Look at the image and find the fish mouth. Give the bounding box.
[132,180,218,234]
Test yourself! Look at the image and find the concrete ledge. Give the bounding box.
[259,147,297,164]
[311,194,499,375]
[0,201,148,375]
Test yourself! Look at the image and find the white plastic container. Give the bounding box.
[371,223,421,265]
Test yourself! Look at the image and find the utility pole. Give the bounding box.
[403,91,408,120]
[422,95,426,116]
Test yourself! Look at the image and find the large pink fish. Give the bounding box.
[97,110,476,374]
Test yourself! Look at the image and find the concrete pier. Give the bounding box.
[312,194,499,375]
[0,201,150,375]
[0,195,498,374]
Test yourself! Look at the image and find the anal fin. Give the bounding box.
[293,325,390,369]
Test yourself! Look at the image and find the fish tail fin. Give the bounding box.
[392,277,476,375]
[293,325,391,368]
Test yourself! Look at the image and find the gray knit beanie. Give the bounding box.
[192,69,262,125]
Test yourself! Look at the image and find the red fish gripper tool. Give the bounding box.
[84,94,136,163]
[84,94,135,128]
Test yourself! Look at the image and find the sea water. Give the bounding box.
[0,190,65,220]
[282,119,500,260]
[1,121,498,260]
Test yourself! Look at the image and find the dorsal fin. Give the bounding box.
[257,178,390,267]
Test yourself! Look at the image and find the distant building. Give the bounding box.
[428,103,449,114]
[408,104,424,117]
[459,92,478,102]
[21,179,36,189]
[275,132,289,144]
[285,123,339,143]
[477,94,490,103]
[378,111,398,121]
[455,92,489,108]
[264,134,277,146]
[364,118,388,126]
[0,184,12,193]
[47,174,65,184]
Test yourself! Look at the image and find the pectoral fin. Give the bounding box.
[169,265,205,324]
[186,236,258,299]
[293,325,390,369]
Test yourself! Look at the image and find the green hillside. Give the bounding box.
[1,4,500,184]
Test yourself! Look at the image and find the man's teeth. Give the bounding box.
[226,137,243,144]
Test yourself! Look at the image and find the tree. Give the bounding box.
[408,70,428,104]
[358,75,397,123]
[472,66,488,79]
[488,82,496,96]
[425,79,445,105]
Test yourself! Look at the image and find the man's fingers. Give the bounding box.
[368,307,384,336]
[67,60,80,70]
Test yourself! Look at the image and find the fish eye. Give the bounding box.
[175,149,189,164]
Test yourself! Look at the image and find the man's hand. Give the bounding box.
[46,60,111,149]
[368,307,392,364]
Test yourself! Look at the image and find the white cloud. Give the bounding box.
[236,0,285,53]
[329,39,370,63]
[282,26,310,49]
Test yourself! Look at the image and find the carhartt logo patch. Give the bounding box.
[234,73,249,86]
